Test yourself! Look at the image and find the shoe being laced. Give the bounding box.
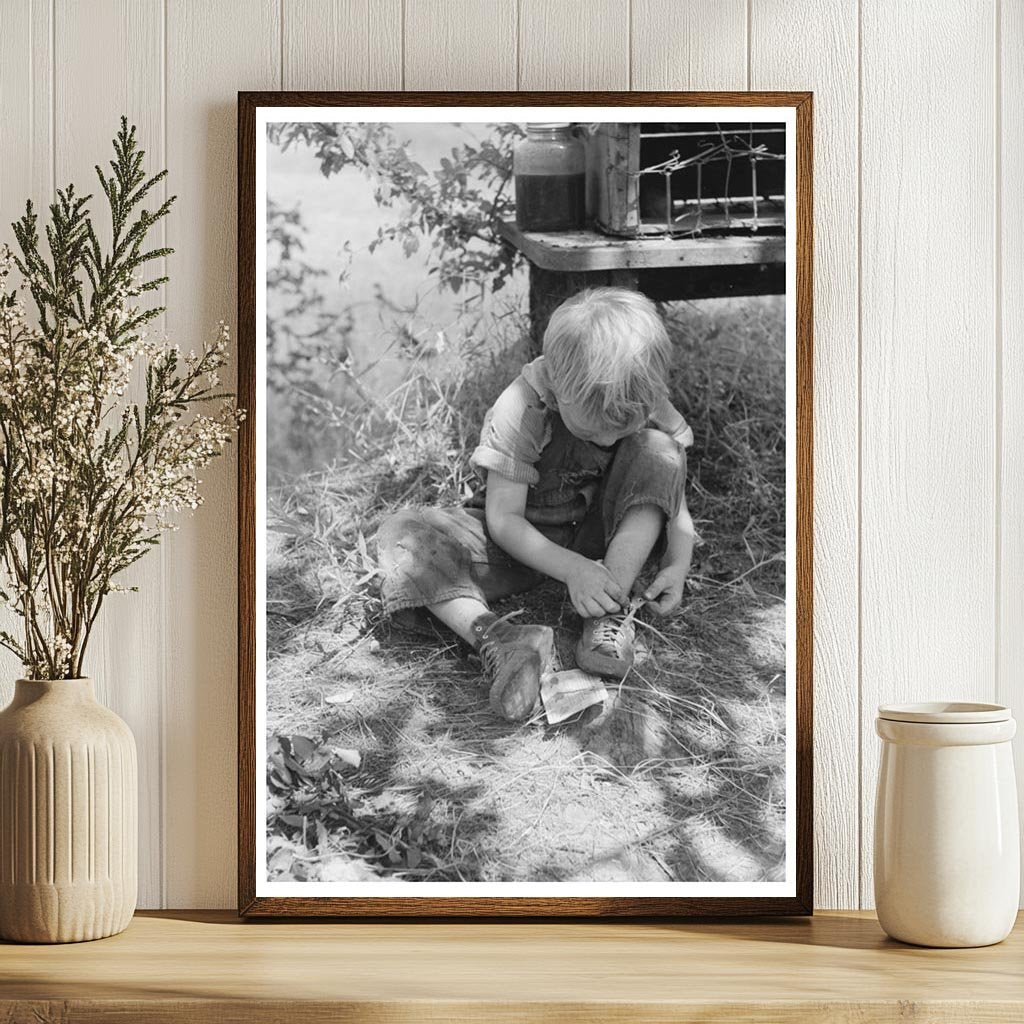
[575,609,636,679]
[473,610,558,721]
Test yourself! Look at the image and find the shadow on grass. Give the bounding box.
[266,549,787,885]
[264,295,790,886]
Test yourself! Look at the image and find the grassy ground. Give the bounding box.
[265,295,787,884]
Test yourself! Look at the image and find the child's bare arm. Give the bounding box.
[643,494,696,616]
[650,396,693,447]
[485,472,625,618]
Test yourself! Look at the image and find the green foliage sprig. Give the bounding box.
[0,117,241,679]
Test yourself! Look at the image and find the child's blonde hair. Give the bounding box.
[543,287,672,431]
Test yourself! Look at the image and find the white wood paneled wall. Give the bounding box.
[0,0,1017,910]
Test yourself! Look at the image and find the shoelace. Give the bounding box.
[484,609,525,633]
[480,643,500,680]
[593,614,632,651]
[592,596,644,651]
[478,609,526,682]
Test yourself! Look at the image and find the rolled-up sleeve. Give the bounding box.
[470,377,548,485]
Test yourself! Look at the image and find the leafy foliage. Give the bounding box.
[265,197,360,463]
[0,117,240,679]
[268,121,525,296]
[266,197,342,387]
[267,733,448,881]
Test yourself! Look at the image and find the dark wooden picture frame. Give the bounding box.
[238,91,813,917]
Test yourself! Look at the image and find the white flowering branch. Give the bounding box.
[0,117,241,680]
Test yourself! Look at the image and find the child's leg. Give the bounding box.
[428,596,493,646]
[575,431,685,678]
[377,507,554,720]
[599,429,687,577]
[428,599,556,720]
[601,503,665,597]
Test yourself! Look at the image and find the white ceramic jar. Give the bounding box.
[874,702,1019,947]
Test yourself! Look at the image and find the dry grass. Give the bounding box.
[265,296,787,884]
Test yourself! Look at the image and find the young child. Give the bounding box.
[377,287,696,721]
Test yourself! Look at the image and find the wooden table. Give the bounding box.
[497,220,787,347]
[2,910,1023,1022]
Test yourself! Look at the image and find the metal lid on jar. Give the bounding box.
[526,122,573,130]
[877,702,1011,724]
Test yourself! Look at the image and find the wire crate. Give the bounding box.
[586,122,786,238]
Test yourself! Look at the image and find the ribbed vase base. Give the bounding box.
[0,880,135,943]
[0,678,139,945]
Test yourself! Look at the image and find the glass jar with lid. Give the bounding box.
[513,123,586,232]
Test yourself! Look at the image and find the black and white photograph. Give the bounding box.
[247,102,805,910]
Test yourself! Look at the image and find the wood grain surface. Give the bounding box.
[496,221,786,272]
[631,0,747,92]
[2,910,1024,1022]
[405,0,517,91]
[283,0,403,91]
[857,0,998,909]
[48,0,167,908]
[163,0,281,909]
[519,0,630,90]
[1000,0,1024,879]
[750,0,861,915]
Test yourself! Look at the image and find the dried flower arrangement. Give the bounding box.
[0,118,241,680]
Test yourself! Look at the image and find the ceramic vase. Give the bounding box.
[0,678,137,943]
[874,701,1019,948]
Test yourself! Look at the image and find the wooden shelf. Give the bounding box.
[497,219,785,272]
[2,910,1023,1022]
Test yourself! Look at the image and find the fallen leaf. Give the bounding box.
[267,847,294,875]
[304,751,333,774]
[316,819,330,850]
[329,747,362,769]
[287,735,316,761]
[318,855,380,883]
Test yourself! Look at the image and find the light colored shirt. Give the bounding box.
[470,356,692,486]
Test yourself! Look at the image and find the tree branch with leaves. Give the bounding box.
[268,122,525,296]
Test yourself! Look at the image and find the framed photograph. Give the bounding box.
[238,91,812,917]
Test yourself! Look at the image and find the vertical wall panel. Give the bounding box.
[0,0,51,224]
[0,1,52,698]
[859,0,998,908]
[54,0,166,909]
[750,0,860,910]
[519,0,629,90]
[164,0,280,908]
[404,0,516,90]
[1000,0,1024,898]
[631,0,746,91]
[284,0,402,90]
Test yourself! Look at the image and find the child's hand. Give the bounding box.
[564,556,625,619]
[670,424,694,449]
[642,564,688,616]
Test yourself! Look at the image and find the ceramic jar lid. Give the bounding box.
[877,702,1011,724]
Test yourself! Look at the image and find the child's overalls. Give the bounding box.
[377,414,687,621]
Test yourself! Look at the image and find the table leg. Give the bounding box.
[528,267,639,351]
